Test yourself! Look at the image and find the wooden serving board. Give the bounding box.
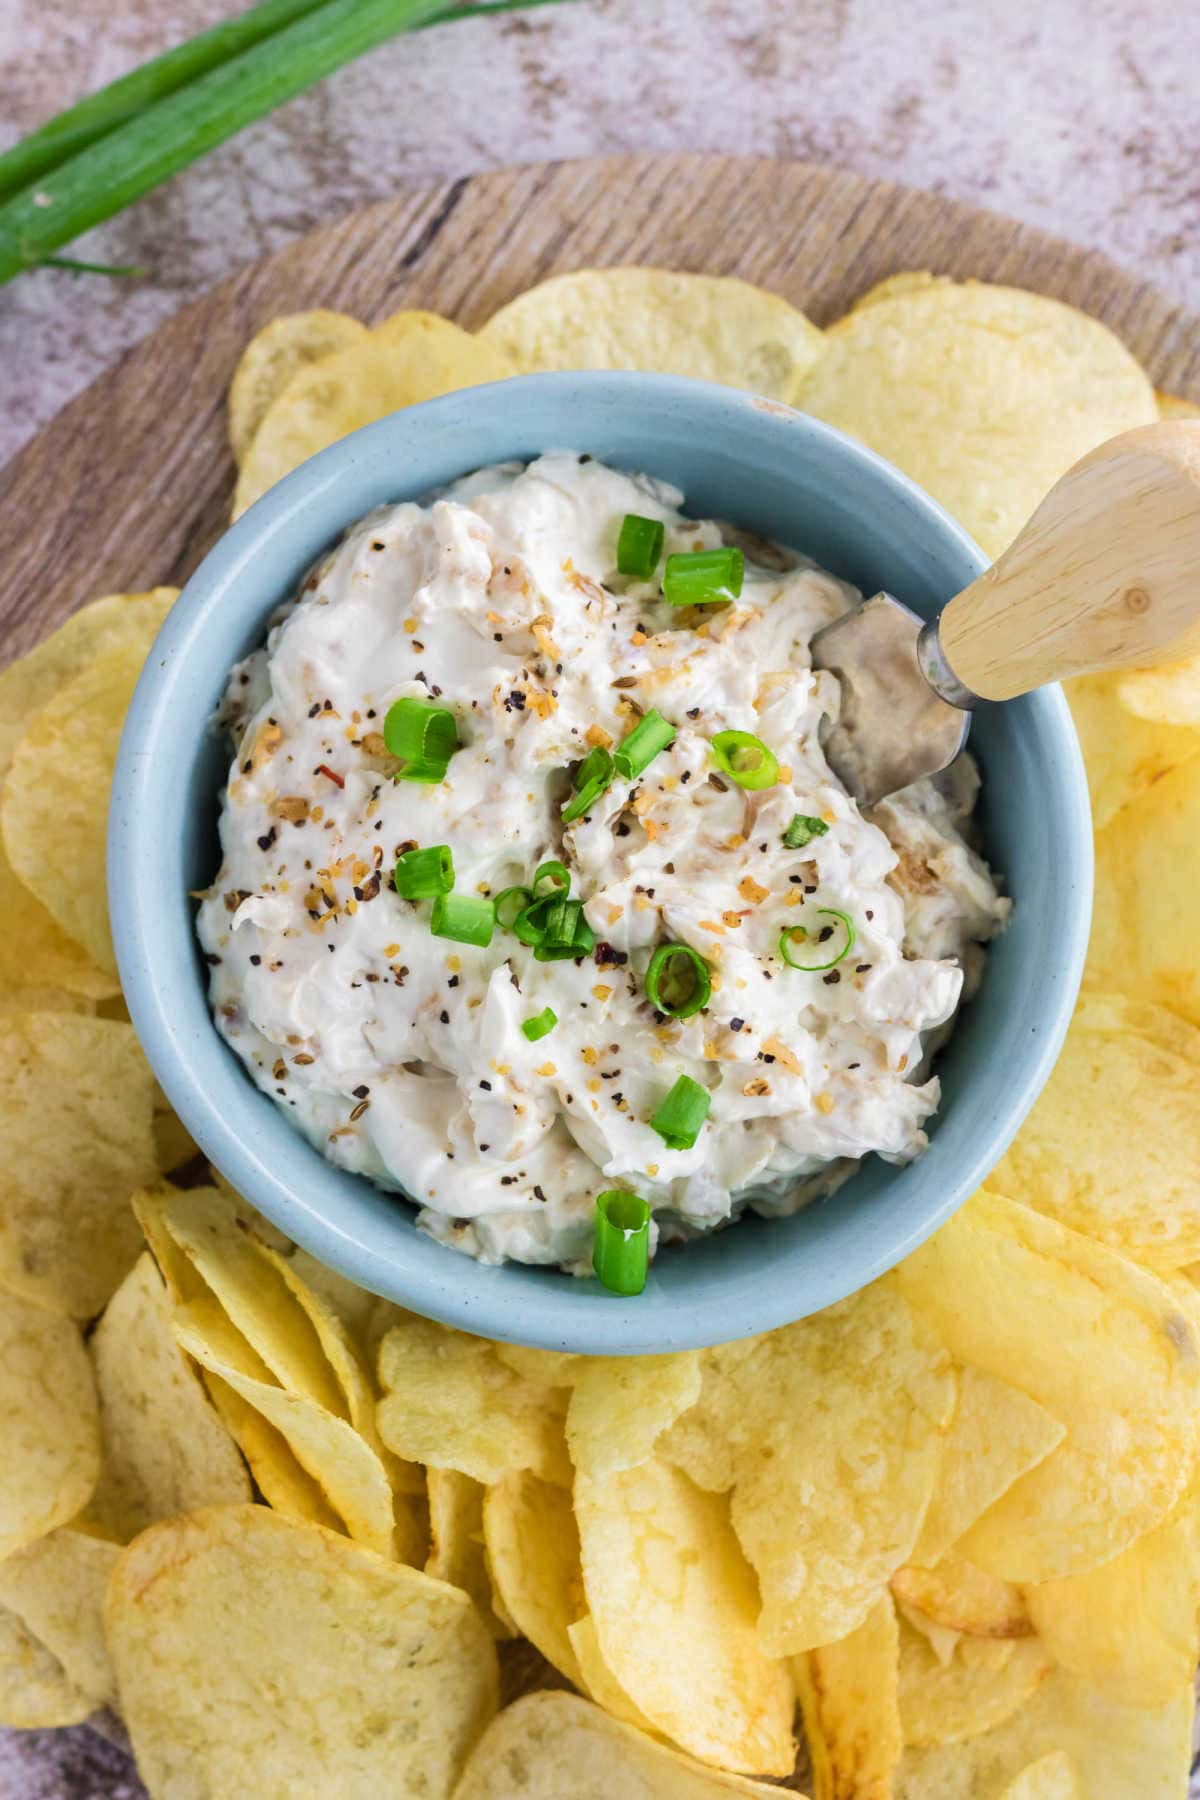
[2,150,1199,663]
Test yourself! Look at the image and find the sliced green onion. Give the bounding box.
[662,546,744,607]
[562,745,614,824]
[593,1189,651,1296]
[778,908,856,972]
[493,885,532,931]
[711,729,779,790]
[616,513,665,580]
[513,893,557,947]
[614,708,676,781]
[384,696,458,783]
[394,844,454,899]
[430,893,494,948]
[650,1074,711,1151]
[533,899,595,962]
[532,860,570,899]
[644,943,712,1020]
[783,813,830,849]
[522,1007,558,1042]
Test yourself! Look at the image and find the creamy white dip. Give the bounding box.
[197,453,1008,1272]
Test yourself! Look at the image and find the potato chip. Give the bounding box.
[1065,671,1199,829]
[0,1604,93,1728]
[999,1753,1081,1800]
[892,1558,1031,1639]
[252,1239,382,1440]
[576,1456,795,1774]
[227,309,369,462]
[132,1179,208,1305]
[0,1526,119,1713]
[483,1470,586,1687]
[894,1667,1192,1798]
[660,1276,955,1653]
[176,1297,396,1557]
[1024,1482,1200,1706]
[1157,391,1200,420]
[798,279,1156,557]
[898,1617,1050,1747]
[897,1190,1200,1580]
[107,1505,498,1797]
[565,1612,658,1734]
[566,1350,701,1481]
[1117,656,1200,729]
[0,1292,99,1558]
[233,312,515,515]
[0,843,115,1004]
[992,994,1200,1267]
[426,1468,512,1636]
[851,271,946,311]
[200,1371,343,1533]
[478,268,824,402]
[793,1592,902,1800]
[152,1102,199,1175]
[453,1691,788,1800]
[912,1367,1064,1568]
[896,1599,963,1667]
[377,1316,569,1484]
[0,1014,158,1318]
[86,1254,251,1540]
[494,1342,580,1386]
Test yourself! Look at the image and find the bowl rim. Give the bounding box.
[109,370,1092,1353]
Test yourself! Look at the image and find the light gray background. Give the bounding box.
[1,0,1198,1791]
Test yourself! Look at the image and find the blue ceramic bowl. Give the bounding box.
[109,372,1091,1354]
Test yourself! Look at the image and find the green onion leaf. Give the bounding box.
[384,696,458,783]
[616,513,665,580]
[650,1074,711,1151]
[783,813,830,849]
[522,1007,558,1042]
[662,547,744,607]
[562,745,614,824]
[614,708,676,781]
[513,893,557,947]
[532,860,571,899]
[430,893,494,948]
[711,729,779,790]
[533,899,595,962]
[644,943,711,1020]
[593,1189,651,1296]
[493,885,533,931]
[778,908,856,972]
[394,843,454,899]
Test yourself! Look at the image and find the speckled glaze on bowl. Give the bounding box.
[109,372,1091,1355]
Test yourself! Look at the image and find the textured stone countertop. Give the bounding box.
[1,0,1198,1792]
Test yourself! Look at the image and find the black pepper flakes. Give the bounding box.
[823,970,841,985]
[730,1016,745,1031]
[439,1010,450,1025]
[352,1084,370,1099]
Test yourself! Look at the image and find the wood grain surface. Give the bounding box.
[1,151,1198,667]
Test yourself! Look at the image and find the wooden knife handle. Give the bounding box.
[937,420,1200,702]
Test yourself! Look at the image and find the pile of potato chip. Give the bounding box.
[1,265,1199,1798]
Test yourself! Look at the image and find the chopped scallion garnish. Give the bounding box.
[650,1074,711,1151]
[383,696,458,783]
[493,885,533,931]
[533,899,595,962]
[615,708,676,780]
[616,513,665,580]
[593,1189,651,1296]
[644,943,711,1020]
[711,729,779,790]
[522,1007,558,1042]
[783,814,829,849]
[532,860,570,898]
[513,893,557,947]
[662,546,744,607]
[430,892,494,948]
[394,843,454,898]
[562,745,614,824]
[778,908,856,972]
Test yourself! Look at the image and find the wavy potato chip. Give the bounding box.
[233,312,515,515]
[565,1612,658,1734]
[897,1191,1200,1581]
[0,1604,92,1728]
[1024,1482,1200,1706]
[793,1592,902,1800]
[1065,671,1200,829]
[483,1470,585,1687]
[87,1254,251,1541]
[452,1691,788,1800]
[999,1753,1081,1799]
[377,1316,568,1485]
[798,279,1156,557]
[0,1013,157,1318]
[566,1350,701,1481]
[892,1558,1031,1640]
[576,1456,795,1775]
[898,1618,1050,1747]
[478,268,824,401]
[107,1505,498,1798]
[894,1666,1192,1798]
[0,1526,120,1715]
[426,1468,512,1636]
[912,1367,1064,1568]
[993,994,1200,1267]
[228,309,369,463]
[0,1292,99,1558]
[660,1276,955,1653]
